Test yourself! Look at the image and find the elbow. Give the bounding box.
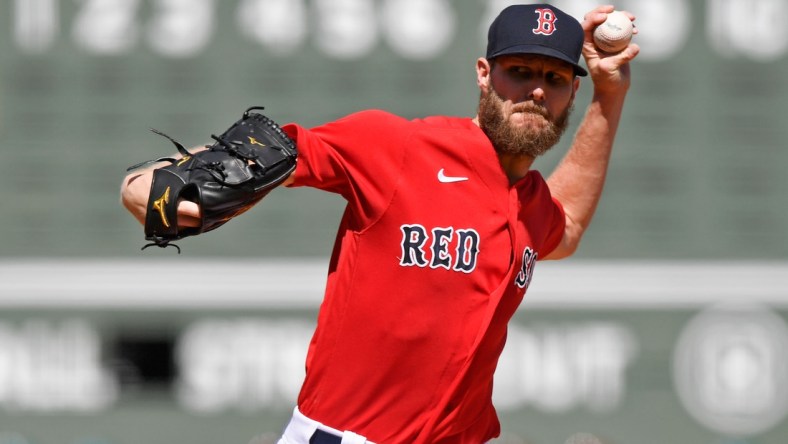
[120,187,135,216]
[119,173,138,208]
[544,238,579,261]
[544,221,585,260]
[562,230,584,258]
[120,172,150,225]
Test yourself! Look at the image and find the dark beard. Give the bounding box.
[477,87,572,158]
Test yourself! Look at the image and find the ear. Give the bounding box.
[476,57,492,93]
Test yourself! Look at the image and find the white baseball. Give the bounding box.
[593,11,633,53]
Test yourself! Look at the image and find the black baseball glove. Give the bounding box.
[127,106,297,252]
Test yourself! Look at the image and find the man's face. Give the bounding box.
[477,55,578,158]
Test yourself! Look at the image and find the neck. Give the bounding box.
[497,152,535,185]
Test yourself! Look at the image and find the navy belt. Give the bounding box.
[309,429,342,444]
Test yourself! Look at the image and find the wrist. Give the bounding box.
[591,87,628,111]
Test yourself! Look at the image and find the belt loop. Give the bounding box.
[340,431,367,444]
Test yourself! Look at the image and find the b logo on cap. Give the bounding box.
[532,8,558,36]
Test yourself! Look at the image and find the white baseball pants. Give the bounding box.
[277,407,374,444]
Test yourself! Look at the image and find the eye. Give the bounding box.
[508,66,532,79]
[546,71,569,85]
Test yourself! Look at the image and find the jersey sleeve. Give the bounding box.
[523,172,566,259]
[540,197,565,258]
[282,110,409,229]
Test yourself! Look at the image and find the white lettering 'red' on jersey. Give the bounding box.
[282,110,565,443]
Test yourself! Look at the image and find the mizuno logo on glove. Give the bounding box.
[152,186,171,228]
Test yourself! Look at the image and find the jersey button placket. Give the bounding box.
[507,187,521,259]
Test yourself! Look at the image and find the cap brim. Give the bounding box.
[489,45,588,77]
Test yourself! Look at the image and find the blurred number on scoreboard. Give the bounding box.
[11,0,788,60]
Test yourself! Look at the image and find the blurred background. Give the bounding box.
[0,0,786,443]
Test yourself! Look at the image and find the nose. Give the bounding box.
[528,84,546,103]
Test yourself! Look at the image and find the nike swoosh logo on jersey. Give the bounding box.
[438,169,469,183]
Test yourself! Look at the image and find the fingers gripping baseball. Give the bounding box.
[581,5,640,91]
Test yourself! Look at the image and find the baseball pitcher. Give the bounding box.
[121,4,638,443]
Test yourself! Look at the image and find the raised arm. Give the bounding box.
[544,5,640,259]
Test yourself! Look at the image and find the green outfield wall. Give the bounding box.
[0,0,786,259]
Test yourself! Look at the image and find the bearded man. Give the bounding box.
[121,4,639,443]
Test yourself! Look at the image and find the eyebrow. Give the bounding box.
[500,54,570,67]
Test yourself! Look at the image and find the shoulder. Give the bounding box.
[345,112,475,130]
[525,170,547,185]
[300,112,479,147]
[320,111,474,132]
[305,110,412,139]
[517,170,554,198]
[335,109,410,126]
[416,115,476,130]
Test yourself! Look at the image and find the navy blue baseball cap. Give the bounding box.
[486,4,587,76]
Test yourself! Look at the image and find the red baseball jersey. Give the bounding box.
[282,110,565,443]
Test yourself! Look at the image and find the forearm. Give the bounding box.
[546,89,627,256]
[120,160,203,229]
